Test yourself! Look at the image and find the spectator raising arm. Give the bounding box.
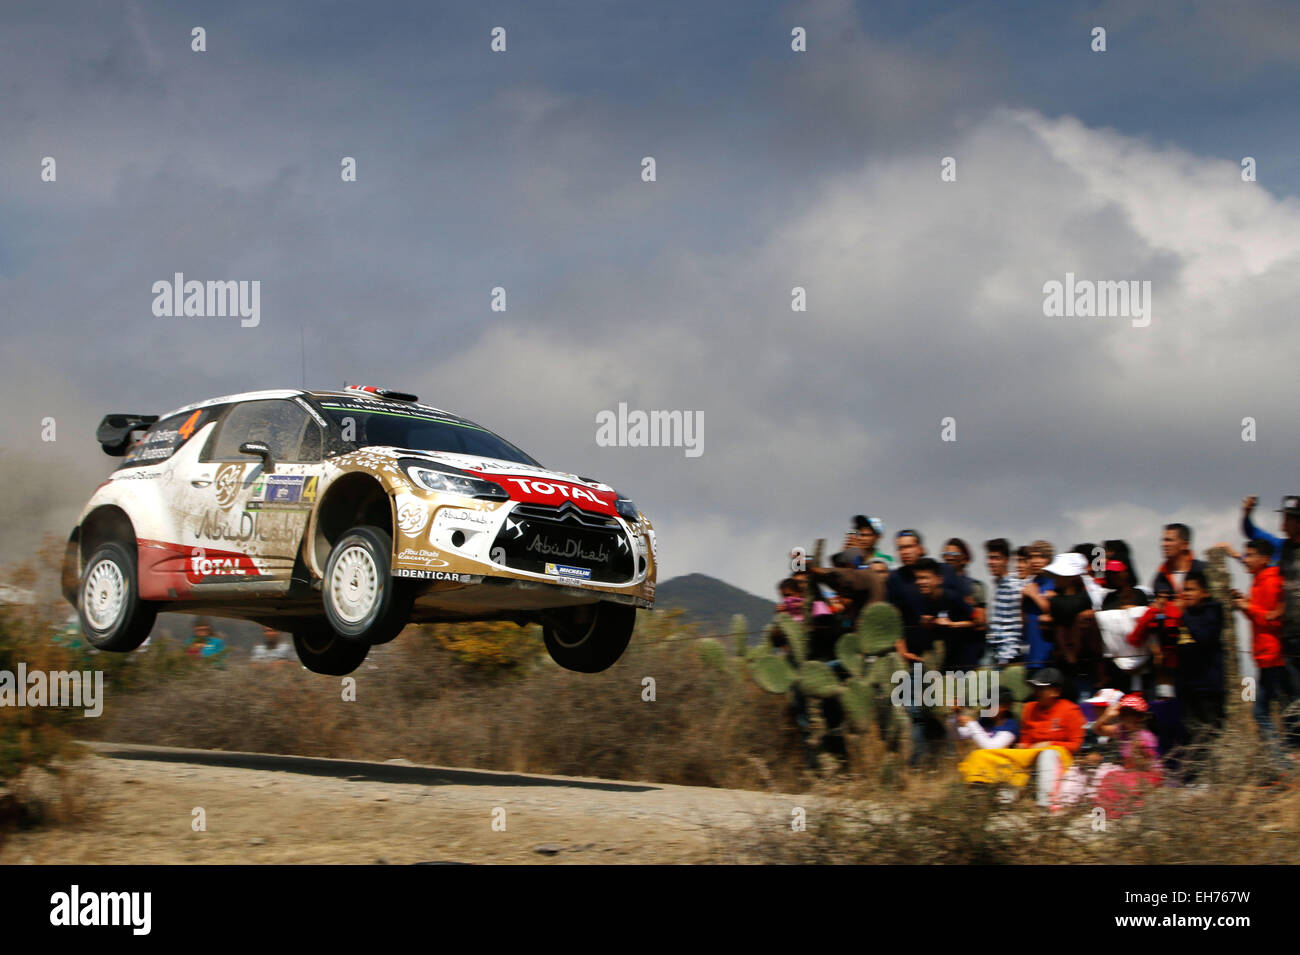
[1242,495,1282,564]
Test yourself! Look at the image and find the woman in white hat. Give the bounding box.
[1042,552,1106,702]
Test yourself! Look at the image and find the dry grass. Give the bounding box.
[86,620,811,792]
[731,716,1300,864]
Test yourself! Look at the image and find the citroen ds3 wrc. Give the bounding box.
[63,386,657,675]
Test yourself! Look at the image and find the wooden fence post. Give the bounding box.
[1206,545,1245,726]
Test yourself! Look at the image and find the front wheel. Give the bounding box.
[79,541,157,652]
[322,526,413,645]
[542,601,635,673]
[292,625,371,675]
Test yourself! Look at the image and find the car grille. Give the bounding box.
[492,503,633,581]
[509,502,619,528]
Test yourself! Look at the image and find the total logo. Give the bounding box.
[188,546,258,582]
[502,477,612,512]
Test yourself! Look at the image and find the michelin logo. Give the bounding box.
[545,563,592,580]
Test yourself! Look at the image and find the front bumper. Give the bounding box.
[389,492,656,606]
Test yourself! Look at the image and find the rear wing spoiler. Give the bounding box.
[96,414,159,456]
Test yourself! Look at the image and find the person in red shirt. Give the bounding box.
[1231,538,1299,760]
[1124,581,1199,766]
[1126,586,1183,684]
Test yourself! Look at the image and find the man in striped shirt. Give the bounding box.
[983,538,1023,666]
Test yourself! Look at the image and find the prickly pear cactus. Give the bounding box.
[731,614,749,657]
[856,603,903,655]
[866,652,900,691]
[831,602,903,686]
[745,603,905,736]
[796,660,841,698]
[771,614,807,665]
[750,654,797,693]
[694,637,727,671]
[841,677,875,731]
[835,631,863,676]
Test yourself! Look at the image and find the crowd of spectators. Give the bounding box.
[772,495,1300,804]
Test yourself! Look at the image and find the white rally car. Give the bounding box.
[62,386,656,675]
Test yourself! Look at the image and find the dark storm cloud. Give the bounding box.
[2,0,1297,596]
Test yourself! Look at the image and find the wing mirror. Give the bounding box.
[239,441,274,470]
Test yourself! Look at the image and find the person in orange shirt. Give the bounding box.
[1018,669,1086,806]
[1231,538,1299,761]
[958,668,1084,808]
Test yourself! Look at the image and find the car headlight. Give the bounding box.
[402,460,508,500]
[613,495,640,522]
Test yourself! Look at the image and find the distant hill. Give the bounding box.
[652,573,774,643]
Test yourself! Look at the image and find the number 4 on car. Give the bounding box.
[63,386,657,675]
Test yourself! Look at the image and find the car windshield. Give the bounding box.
[318,401,540,466]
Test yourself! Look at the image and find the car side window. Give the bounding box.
[118,408,212,468]
[208,400,321,463]
[297,415,323,461]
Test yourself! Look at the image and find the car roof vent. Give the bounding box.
[344,384,419,402]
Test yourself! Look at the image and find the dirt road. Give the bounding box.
[1,743,802,864]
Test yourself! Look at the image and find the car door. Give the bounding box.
[179,398,323,594]
[117,406,223,601]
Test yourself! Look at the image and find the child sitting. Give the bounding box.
[1091,693,1163,816]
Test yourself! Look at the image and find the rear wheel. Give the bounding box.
[292,625,371,676]
[542,601,635,673]
[322,526,413,645]
[79,541,156,652]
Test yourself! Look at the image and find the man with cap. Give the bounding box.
[1241,495,1300,677]
[839,515,893,568]
[814,518,893,617]
[958,668,1086,808]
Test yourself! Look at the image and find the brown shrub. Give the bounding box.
[88,614,810,792]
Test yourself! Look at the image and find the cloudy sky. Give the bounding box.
[3,0,1299,599]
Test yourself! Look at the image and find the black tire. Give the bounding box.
[542,601,635,673]
[292,624,371,676]
[322,526,413,645]
[78,540,157,652]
